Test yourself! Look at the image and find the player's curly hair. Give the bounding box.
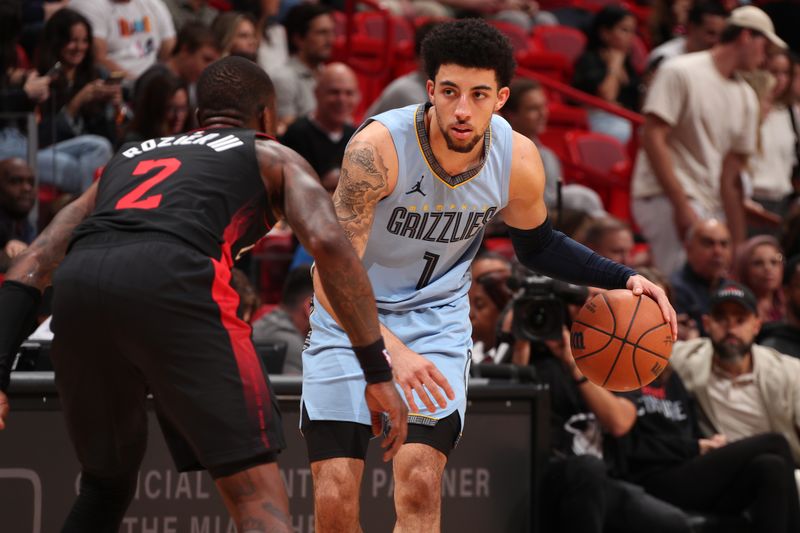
[196,56,274,123]
[421,19,516,89]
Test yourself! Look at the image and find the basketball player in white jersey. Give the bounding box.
[302,19,677,532]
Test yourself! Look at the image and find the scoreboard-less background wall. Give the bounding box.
[0,374,549,533]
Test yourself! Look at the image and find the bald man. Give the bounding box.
[0,158,36,271]
[669,219,733,335]
[280,62,360,186]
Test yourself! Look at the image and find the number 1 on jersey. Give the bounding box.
[116,158,181,210]
[416,251,440,290]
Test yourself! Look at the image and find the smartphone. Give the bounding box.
[45,61,62,79]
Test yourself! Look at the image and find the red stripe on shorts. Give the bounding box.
[210,206,273,450]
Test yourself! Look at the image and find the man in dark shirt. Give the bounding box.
[280,62,358,188]
[670,219,731,335]
[758,255,800,358]
[0,158,36,272]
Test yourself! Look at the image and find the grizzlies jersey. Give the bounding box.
[302,104,514,427]
[364,103,513,311]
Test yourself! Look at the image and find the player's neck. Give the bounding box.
[425,106,484,175]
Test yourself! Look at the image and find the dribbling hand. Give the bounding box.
[365,381,408,462]
[626,274,678,341]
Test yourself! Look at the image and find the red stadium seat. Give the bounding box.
[252,232,295,304]
[530,25,587,64]
[563,131,632,221]
[487,20,531,55]
[516,50,573,85]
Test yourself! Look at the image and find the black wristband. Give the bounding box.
[353,338,393,384]
[0,281,42,392]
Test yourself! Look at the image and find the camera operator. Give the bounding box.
[491,268,694,532]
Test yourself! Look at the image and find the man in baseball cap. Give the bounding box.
[668,278,800,468]
[728,5,787,50]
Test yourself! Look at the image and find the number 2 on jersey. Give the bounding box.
[116,158,181,210]
[416,251,440,290]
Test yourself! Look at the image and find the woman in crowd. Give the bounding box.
[121,69,188,146]
[747,51,797,217]
[573,5,641,143]
[212,11,260,63]
[0,4,111,194]
[734,235,786,324]
[648,0,690,47]
[36,8,121,152]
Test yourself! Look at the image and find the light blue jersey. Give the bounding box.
[302,103,514,429]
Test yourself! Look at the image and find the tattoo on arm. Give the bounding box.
[333,142,388,252]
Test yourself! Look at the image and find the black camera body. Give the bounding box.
[509,274,588,341]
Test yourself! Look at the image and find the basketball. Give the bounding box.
[569,289,673,392]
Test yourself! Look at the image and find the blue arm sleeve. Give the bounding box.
[508,217,636,290]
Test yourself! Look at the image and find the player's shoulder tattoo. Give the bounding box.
[333,140,389,244]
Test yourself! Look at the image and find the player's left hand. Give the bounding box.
[0,390,9,430]
[626,274,677,340]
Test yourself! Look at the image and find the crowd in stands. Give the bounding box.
[2,0,800,531]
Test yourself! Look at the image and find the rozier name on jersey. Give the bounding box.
[386,206,497,243]
[121,131,244,158]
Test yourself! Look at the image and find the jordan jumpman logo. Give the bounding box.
[406,175,426,196]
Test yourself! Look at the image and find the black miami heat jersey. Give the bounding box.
[71,127,276,264]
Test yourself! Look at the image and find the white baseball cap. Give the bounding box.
[728,5,787,49]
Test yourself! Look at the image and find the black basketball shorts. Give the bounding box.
[51,233,284,479]
[301,404,461,462]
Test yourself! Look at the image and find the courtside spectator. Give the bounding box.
[747,49,797,216]
[122,68,188,145]
[0,158,35,272]
[212,11,259,62]
[272,3,334,133]
[253,0,289,76]
[649,0,692,47]
[572,6,641,143]
[501,78,606,217]
[758,255,800,358]
[36,9,122,148]
[632,6,783,274]
[574,216,635,267]
[71,0,176,80]
[281,63,359,179]
[468,252,514,364]
[734,235,786,323]
[252,266,314,375]
[671,281,800,466]
[159,22,220,87]
[670,219,732,336]
[647,1,728,71]
[0,4,111,195]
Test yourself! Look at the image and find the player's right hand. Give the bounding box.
[0,390,8,431]
[365,381,408,462]
[392,347,455,413]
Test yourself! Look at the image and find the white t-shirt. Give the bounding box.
[257,24,289,77]
[72,0,176,78]
[748,105,797,201]
[647,36,687,69]
[632,51,759,215]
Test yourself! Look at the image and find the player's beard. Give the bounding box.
[438,120,484,154]
[712,335,752,362]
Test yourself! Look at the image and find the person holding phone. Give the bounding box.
[34,8,118,192]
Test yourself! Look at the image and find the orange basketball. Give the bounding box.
[569,289,673,392]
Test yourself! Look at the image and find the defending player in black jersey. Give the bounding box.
[0,56,407,532]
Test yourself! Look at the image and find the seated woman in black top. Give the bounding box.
[572,5,642,144]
